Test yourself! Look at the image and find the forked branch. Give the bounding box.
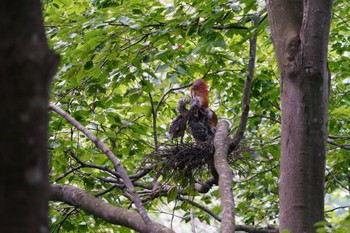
[49,103,155,232]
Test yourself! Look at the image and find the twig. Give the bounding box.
[70,152,119,177]
[48,103,156,233]
[52,208,77,233]
[190,208,196,233]
[148,93,158,150]
[94,185,116,197]
[178,196,221,222]
[155,83,193,114]
[235,224,278,233]
[325,205,349,213]
[327,140,350,150]
[55,165,83,182]
[150,83,193,150]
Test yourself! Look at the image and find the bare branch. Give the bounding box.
[236,224,278,233]
[149,93,159,150]
[325,205,349,213]
[178,196,221,222]
[229,31,257,152]
[49,103,155,232]
[55,165,83,182]
[49,184,174,233]
[214,120,235,232]
[327,140,350,150]
[155,83,193,113]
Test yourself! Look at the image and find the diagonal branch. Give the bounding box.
[229,28,257,153]
[49,103,155,232]
[50,184,174,233]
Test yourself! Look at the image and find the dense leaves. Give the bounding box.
[45,0,349,232]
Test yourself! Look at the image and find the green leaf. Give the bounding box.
[84,60,93,70]
[167,186,178,203]
[156,62,171,73]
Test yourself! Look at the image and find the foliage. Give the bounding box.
[44,0,349,232]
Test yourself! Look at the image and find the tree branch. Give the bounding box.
[229,29,257,153]
[49,184,174,233]
[49,103,155,232]
[178,196,221,222]
[214,120,235,232]
[148,93,159,150]
[236,224,278,233]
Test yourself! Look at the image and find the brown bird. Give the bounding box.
[189,79,218,141]
[188,96,213,142]
[190,79,209,108]
[167,98,189,144]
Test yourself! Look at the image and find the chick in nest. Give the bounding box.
[167,97,189,144]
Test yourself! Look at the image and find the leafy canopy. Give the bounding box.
[45,0,349,232]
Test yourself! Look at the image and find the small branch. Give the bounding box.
[328,135,350,140]
[49,103,155,232]
[70,152,119,177]
[214,121,235,232]
[50,184,174,233]
[325,205,349,213]
[229,31,257,152]
[327,140,350,150]
[236,224,278,233]
[52,208,77,233]
[213,24,248,30]
[178,196,221,222]
[120,34,150,51]
[94,185,116,197]
[55,165,83,182]
[250,114,281,124]
[149,93,158,150]
[154,83,193,114]
[150,83,193,150]
[115,114,145,136]
[190,208,196,233]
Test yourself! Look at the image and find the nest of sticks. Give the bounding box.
[146,141,251,183]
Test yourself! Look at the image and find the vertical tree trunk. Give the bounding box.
[0,1,58,232]
[266,0,333,232]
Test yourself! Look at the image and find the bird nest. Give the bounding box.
[145,141,251,183]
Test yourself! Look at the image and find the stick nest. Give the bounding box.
[146,142,251,182]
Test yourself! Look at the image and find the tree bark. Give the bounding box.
[266,0,333,232]
[0,1,58,232]
[50,184,174,233]
[214,120,235,232]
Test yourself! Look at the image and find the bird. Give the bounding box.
[188,96,212,142]
[189,79,218,141]
[167,97,189,144]
[190,79,209,108]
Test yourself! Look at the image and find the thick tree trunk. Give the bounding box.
[266,0,333,232]
[0,1,58,232]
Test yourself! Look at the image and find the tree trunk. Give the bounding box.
[0,1,58,232]
[266,0,333,232]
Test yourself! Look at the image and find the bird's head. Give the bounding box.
[190,79,209,108]
[176,97,189,114]
[191,79,208,97]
